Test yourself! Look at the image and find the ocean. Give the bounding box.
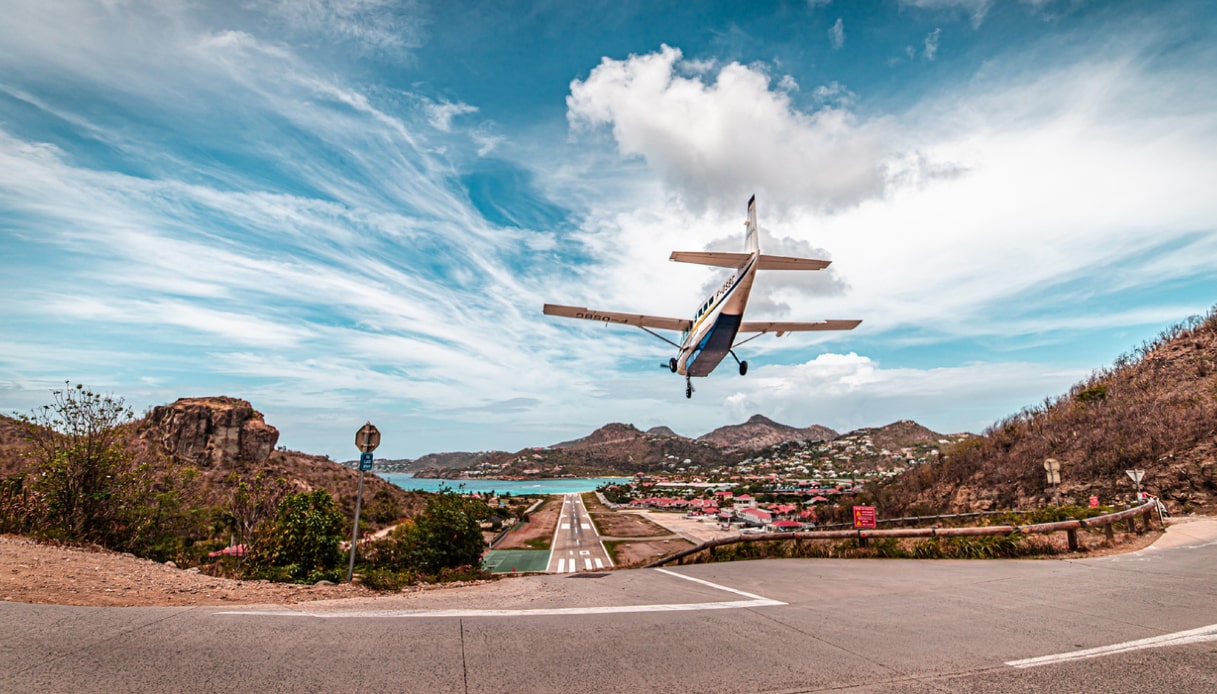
[379,474,630,496]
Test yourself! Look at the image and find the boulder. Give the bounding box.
[148,397,279,468]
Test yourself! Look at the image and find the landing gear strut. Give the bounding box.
[685,376,693,399]
[729,350,748,376]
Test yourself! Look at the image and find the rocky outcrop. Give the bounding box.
[147,397,279,468]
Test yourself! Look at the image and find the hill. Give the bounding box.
[419,422,728,478]
[744,421,966,479]
[699,415,838,453]
[873,309,1217,515]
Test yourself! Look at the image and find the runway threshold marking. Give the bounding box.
[216,569,785,619]
[1006,623,1217,669]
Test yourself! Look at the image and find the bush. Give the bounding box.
[247,490,345,583]
[358,489,489,583]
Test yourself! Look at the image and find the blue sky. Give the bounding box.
[3,0,1215,460]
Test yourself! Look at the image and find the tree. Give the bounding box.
[362,489,487,578]
[408,490,487,574]
[225,471,288,548]
[18,382,133,543]
[250,490,345,582]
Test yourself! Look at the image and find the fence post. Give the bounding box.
[1066,528,1079,551]
[858,531,869,549]
[1126,516,1138,534]
[1104,522,1115,542]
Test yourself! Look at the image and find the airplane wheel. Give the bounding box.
[685,383,693,399]
[669,357,678,373]
[739,361,748,376]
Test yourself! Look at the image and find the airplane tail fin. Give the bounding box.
[745,194,759,254]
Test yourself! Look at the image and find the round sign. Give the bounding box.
[355,422,380,453]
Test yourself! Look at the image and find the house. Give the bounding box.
[738,507,772,527]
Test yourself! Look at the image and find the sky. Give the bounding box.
[2,0,1216,461]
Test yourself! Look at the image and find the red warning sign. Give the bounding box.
[852,505,877,529]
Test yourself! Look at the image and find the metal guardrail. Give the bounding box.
[644,500,1160,568]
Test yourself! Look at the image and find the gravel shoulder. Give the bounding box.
[4,516,1209,608]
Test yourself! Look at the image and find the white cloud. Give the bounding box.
[262,0,426,56]
[424,98,478,132]
[718,353,1087,434]
[901,0,992,28]
[924,28,942,60]
[829,18,845,50]
[567,45,890,212]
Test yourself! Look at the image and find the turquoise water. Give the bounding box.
[380,474,630,496]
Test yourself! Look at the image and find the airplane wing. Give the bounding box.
[543,304,691,332]
[670,252,831,271]
[737,319,861,335]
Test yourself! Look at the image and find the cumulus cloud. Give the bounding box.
[566,45,890,212]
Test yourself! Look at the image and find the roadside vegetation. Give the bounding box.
[871,308,1217,516]
[1,383,491,588]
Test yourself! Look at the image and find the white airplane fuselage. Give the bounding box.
[677,254,758,377]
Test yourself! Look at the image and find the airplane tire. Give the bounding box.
[685,383,693,399]
[739,361,748,376]
[669,357,678,373]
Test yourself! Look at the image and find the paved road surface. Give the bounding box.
[4,521,1217,692]
[545,493,612,574]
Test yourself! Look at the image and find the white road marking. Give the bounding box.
[220,568,786,619]
[1006,623,1217,668]
[594,558,604,569]
[581,523,591,530]
[561,523,570,530]
[579,550,590,555]
[556,558,566,573]
[584,558,592,570]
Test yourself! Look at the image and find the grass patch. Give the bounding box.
[525,537,550,550]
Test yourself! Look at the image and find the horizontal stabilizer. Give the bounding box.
[670,251,830,271]
[737,319,861,335]
[757,255,831,271]
[543,304,691,332]
[669,251,751,268]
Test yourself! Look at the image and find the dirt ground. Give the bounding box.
[4,517,1207,608]
[493,497,561,550]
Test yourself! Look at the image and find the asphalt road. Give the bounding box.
[4,524,1217,692]
[544,493,612,574]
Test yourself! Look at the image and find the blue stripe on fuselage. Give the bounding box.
[687,313,742,377]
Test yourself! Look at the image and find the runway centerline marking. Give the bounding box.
[217,568,785,619]
[1006,623,1217,668]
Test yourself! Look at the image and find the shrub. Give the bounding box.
[247,490,345,583]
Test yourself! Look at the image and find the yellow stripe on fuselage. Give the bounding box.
[683,256,756,346]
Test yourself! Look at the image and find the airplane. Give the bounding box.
[543,195,861,398]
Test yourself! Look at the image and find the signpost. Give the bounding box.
[852,505,877,548]
[1126,469,1145,502]
[347,422,380,583]
[1044,458,1061,506]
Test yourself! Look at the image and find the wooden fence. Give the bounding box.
[644,500,1160,568]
